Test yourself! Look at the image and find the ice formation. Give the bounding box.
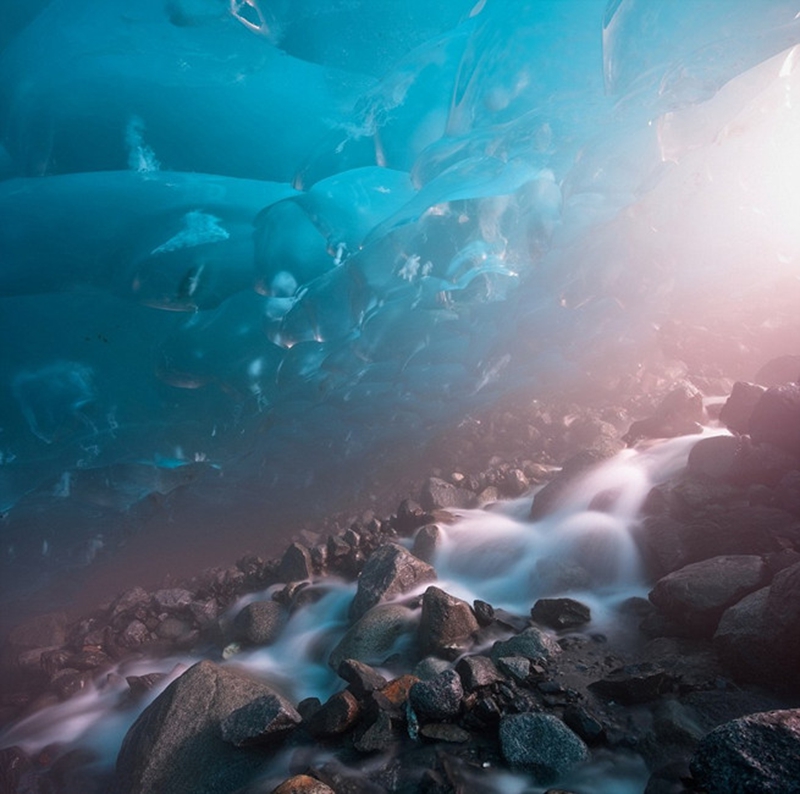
[1,0,799,593]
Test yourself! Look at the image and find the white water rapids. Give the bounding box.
[0,430,720,792]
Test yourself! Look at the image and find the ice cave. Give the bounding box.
[1,1,800,792]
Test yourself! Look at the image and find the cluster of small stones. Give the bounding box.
[2,365,800,793]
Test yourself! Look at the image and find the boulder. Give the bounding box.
[499,713,589,783]
[277,543,313,583]
[531,598,591,630]
[305,690,361,738]
[530,449,614,519]
[408,669,463,721]
[420,477,474,512]
[687,435,797,486]
[336,659,387,700]
[349,543,436,620]
[231,600,286,646]
[115,660,289,794]
[417,586,479,658]
[411,524,442,563]
[490,627,561,663]
[623,384,705,445]
[152,588,194,612]
[719,382,767,434]
[749,384,800,458]
[713,587,772,682]
[220,693,301,747]
[329,604,416,670]
[456,655,503,691]
[690,709,800,793]
[648,555,769,636]
[763,561,800,684]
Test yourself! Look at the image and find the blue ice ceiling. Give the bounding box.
[1,0,799,577]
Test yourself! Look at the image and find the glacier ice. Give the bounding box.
[0,0,799,597]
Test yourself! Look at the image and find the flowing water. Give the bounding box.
[0,430,720,792]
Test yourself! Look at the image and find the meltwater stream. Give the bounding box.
[0,431,715,793]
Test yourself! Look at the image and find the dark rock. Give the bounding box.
[353,708,399,753]
[272,775,336,794]
[114,660,283,794]
[690,709,800,793]
[688,435,797,486]
[499,713,589,782]
[126,672,168,698]
[111,587,151,616]
[490,626,561,663]
[305,690,361,738]
[220,693,301,746]
[531,598,591,630]
[337,659,388,700]
[329,604,416,670]
[119,619,150,648]
[231,600,286,646]
[152,588,193,612]
[393,498,433,536]
[623,384,705,445]
[713,587,772,682]
[719,382,767,434]
[531,449,616,519]
[349,543,436,620]
[51,668,94,700]
[754,355,800,387]
[419,723,470,742]
[589,664,674,705]
[750,384,800,458]
[473,600,495,626]
[277,542,313,583]
[496,655,531,683]
[563,704,605,744]
[409,669,463,721]
[776,470,800,516]
[648,555,769,636]
[763,561,800,685]
[0,745,36,793]
[456,655,503,691]
[411,525,442,564]
[420,477,474,512]
[417,586,479,658]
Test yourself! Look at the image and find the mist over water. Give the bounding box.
[1,0,799,619]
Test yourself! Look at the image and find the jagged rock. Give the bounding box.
[531,598,591,630]
[393,498,433,536]
[231,600,286,646]
[329,604,417,670]
[353,709,399,753]
[305,690,361,738]
[719,382,767,434]
[111,587,151,617]
[349,543,436,620]
[411,524,442,563]
[409,669,463,721]
[272,775,336,794]
[417,586,479,658]
[749,384,800,458]
[119,620,150,648]
[277,543,313,583]
[114,660,286,794]
[337,659,388,700]
[589,664,674,705]
[220,693,301,746]
[690,709,800,793]
[649,555,769,636]
[499,713,589,782]
[420,477,474,512]
[490,626,561,663]
[496,655,531,682]
[456,655,503,691]
[563,704,605,744]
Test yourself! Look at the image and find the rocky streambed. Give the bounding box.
[2,373,800,794]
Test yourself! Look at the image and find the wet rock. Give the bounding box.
[417,586,479,658]
[563,704,605,744]
[220,693,301,746]
[623,384,705,445]
[499,713,589,782]
[51,668,94,700]
[114,660,285,794]
[377,674,419,709]
[649,555,769,636]
[473,600,495,627]
[690,709,800,793]
[490,626,561,663]
[305,690,361,739]
[749,384,800,458]
[349,543,436,620]
[420,477,474,512]
[152,588,193,612]
[337,659,388,700]
[277,542,313,583]
[231,600,286,646]
[353,709,399,753]
[329,604,417,670]
[393,499,433,536]
[719,382,767,434]
[272,774,336,794]
[496,655,531,683]
[713,587,772,682]
[531,598,591,630]
[409,669,463,721]
[688,435,797,486]
[126,672,167,698]
[411,525,442,564]
[589,664,674,705]
[456,655,503,691]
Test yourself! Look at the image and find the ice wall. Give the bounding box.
[1,0,799,593]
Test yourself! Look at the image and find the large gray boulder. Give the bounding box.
[499,712,589,783]
[349,543,436,620]
[690,709,800,793]
[649,555,769,636]
[231,600,286,646]
[115,660,292,794]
